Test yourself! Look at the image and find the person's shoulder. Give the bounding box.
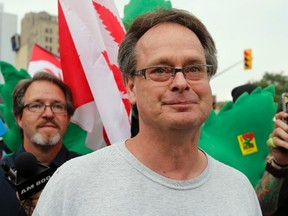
[57,141,124,173]
[207,154,251,182]
[1,146,25,166]
[0,152,16,167]
[66,150,81,159]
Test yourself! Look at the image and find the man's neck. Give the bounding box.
[125,132,207,180]
[23,142,63,165]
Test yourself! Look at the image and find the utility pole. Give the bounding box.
[211,60,243,80]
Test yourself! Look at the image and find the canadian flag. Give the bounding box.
[28,44,63,80]
[58,0,131,150]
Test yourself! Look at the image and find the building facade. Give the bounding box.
[0,4,17,65]
[16,11,58,69]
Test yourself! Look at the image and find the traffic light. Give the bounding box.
[244,49,252,70]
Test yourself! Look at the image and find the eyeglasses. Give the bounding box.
[23,102,67,114]
[132,64,213,82]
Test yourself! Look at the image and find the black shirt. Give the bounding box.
[274,176,288,216]
[0,144,80,216]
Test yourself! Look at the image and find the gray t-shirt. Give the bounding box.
[33,140,262,216]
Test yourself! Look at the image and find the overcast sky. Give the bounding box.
[1,0,287,101]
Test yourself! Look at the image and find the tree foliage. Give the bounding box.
[250,72,288,111]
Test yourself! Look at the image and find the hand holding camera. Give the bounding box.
[266,94,288,166]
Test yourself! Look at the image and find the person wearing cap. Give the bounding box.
[231,83,257,103]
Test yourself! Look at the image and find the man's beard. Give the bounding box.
[31,132,61,146]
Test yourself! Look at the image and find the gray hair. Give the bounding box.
[118,8,218,81]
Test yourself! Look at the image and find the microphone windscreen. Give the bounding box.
[15,152,38,178]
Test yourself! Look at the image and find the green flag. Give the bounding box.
[0,61,31,152]
[122,0,172,30]
[199,85,277,186]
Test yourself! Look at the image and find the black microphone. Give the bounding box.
[1,152,52,200]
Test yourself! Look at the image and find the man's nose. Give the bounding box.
[170,72,190,92]
[41,106,55,117]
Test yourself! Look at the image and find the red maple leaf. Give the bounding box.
[93,1,125,45]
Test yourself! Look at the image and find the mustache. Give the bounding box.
[37,120,60,129]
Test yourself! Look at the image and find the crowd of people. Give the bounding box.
[0,7,287,216]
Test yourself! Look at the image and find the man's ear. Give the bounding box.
[125,75,136,105]
[15,115,23,129]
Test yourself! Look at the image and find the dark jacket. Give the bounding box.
[0,144,80,216]
[274,176,288,216]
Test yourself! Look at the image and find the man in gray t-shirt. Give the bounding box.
[33,8,262,216]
